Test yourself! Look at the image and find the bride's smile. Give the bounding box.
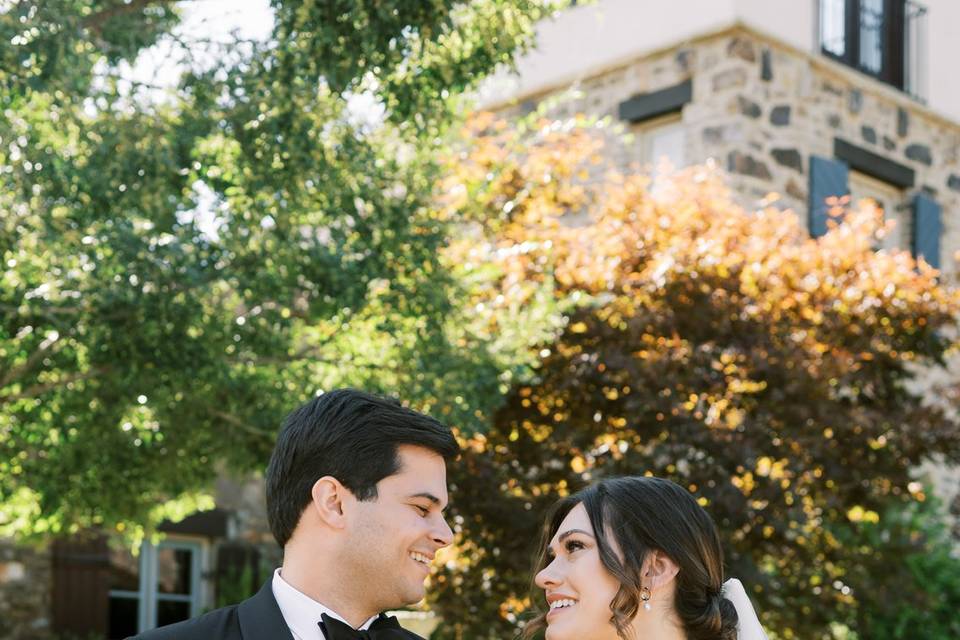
[535,503,626,640]
[523,477,757,640]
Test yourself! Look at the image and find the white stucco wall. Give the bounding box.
[477,0,813,106]
[481,0,960,124]
[477,0,738,106]
[734,0,815,52]
[924,0,960,124]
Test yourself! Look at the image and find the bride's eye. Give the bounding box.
[564,539,586,554]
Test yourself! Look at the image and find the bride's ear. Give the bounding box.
[642,550,680,591]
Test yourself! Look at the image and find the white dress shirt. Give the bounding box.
[272,568,379,640]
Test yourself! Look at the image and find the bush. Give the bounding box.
[846,492,960,639]
[427,113,960,640]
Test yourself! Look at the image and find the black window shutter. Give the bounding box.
[912,193,942,269]
[808,155,850,237]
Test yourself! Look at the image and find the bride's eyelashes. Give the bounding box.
[545,537,588,562]
[564,539,586,554]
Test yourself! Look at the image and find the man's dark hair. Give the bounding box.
[265,388,459,548]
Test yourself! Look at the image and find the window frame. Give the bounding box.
[848,169,909,250]
[108,538,205,636]
[819,0,907,90]
[631,112,687,174]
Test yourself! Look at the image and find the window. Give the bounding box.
[108,545,142,638]
[849,170,909,251]
[632,114,687,176]
[809,153,941,266]
[818,0,927,96]
[108,539,204,638]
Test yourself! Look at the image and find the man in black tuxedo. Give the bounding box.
[132,388,459,640]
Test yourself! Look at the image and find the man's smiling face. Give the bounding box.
[343,444,453,611]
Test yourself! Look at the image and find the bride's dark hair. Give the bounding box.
[521,476,738,640]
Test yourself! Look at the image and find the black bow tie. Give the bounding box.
[319,612,407,640]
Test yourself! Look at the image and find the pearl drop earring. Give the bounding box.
[640,586,652,611]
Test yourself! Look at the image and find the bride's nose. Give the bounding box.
[535,560,562,589]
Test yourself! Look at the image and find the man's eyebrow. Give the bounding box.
[409,492,446,508]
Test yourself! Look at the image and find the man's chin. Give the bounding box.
[399,581,427,606]
[379,582,427,611]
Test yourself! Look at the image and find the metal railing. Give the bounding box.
[903,0,928,101]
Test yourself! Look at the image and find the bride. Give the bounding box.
[522,476,767,640]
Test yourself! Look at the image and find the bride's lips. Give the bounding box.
[546,605,576,620]
[545,594,578,620]
[546,605,573,620]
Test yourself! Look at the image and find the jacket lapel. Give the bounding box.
[237,579,295,640]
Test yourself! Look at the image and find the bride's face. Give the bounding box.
[534,503,624,640]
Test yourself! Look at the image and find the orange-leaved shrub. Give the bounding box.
[428,113,960,640]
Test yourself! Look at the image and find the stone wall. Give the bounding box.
[507,25,960,279]
[0,540,51,640]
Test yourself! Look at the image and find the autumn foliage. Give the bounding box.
[429,113,960,639]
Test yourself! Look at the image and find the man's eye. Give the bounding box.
[414,505,430,516]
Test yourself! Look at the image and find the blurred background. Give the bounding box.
[2,1,959,638]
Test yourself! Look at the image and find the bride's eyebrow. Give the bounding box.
[557,529,595,543]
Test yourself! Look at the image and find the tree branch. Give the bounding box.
[0,303,81,316]
[82,0,181,35]
[209,409,275,437]
[229,340,401,371]
[0,334,63,390]
[0,367,109,404]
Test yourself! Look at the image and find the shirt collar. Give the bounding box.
[272,568,380,640]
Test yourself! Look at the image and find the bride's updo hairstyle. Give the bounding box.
[525,476,738,640]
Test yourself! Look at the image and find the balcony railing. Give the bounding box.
[819,0,928,101]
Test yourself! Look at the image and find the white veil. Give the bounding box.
[722,579,768,640]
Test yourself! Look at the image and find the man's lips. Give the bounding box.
[409,550,434,571]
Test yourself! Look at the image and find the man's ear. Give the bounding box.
[641,549,680,592]
[310,476,351,529]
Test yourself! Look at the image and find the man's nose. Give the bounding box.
[432,515,454,547]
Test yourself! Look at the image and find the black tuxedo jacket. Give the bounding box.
[130,580,425,640]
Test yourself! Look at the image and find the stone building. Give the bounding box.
[481,0,960,278]
[479,0,960,529]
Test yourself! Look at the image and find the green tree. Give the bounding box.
[430,113,960,639]
[844,492,960,640]
[1,0,566,540]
